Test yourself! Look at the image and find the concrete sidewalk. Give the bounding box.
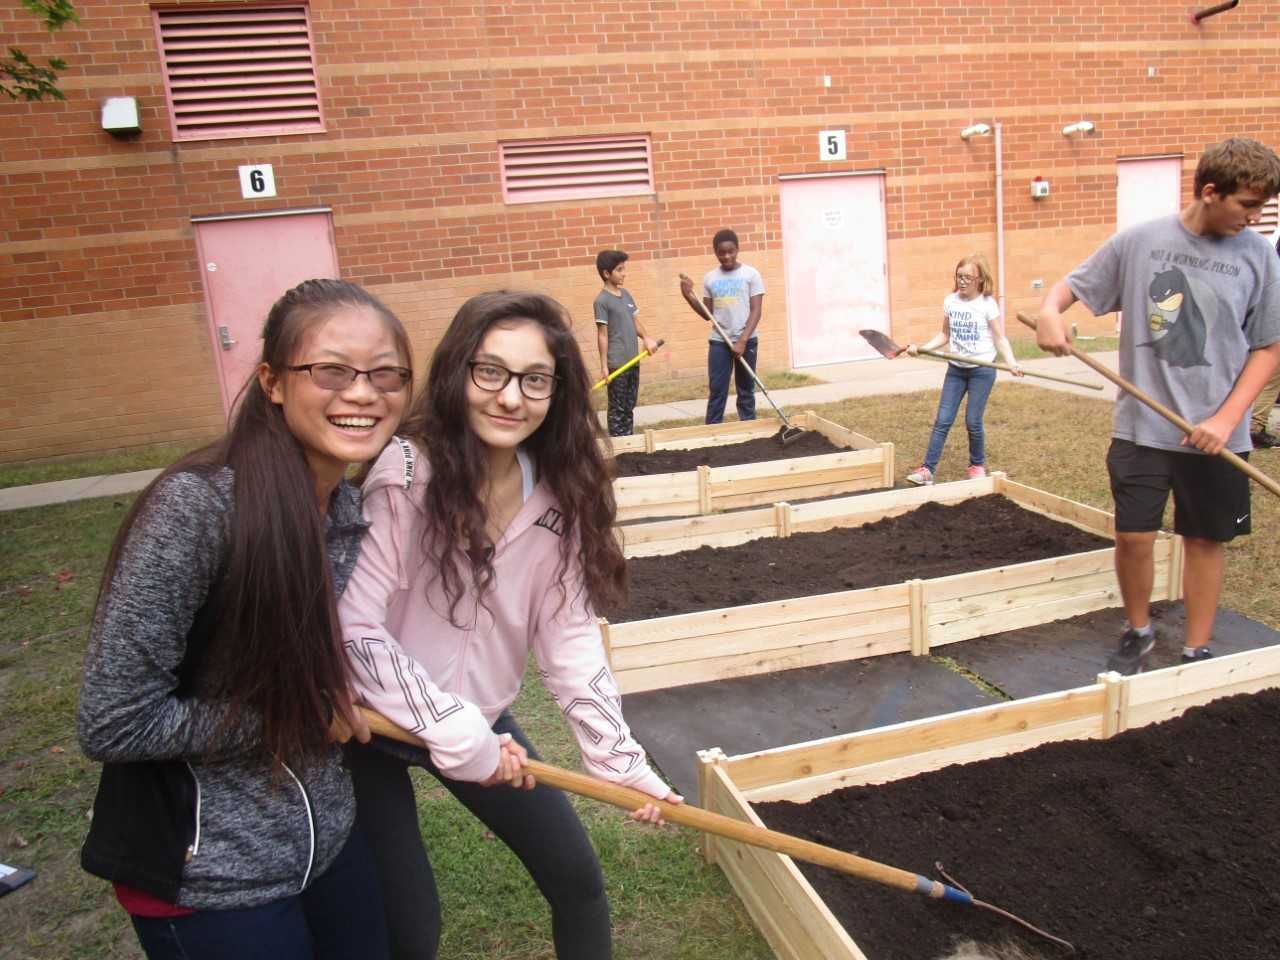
[632,350,1116,426]
[0,352,1115,512]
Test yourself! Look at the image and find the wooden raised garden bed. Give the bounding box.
[605,473,1183,695]
[694,645,1280,959]
[606,412,894,521]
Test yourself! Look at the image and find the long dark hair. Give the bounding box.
[94,279,411,766]
[401,290,626,624]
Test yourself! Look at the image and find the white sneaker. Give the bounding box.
[906,465,934,486]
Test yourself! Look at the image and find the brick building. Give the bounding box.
[2,0,1277,462]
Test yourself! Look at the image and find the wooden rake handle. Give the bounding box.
[917,348,1103,389]
[355,707,971,903]
[1016,313,1280,499]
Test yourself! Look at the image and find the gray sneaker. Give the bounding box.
[1107,628,1155,675]
[1180,646,1214,664]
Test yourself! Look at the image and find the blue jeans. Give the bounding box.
[706,338,758,424]
[130,829,389,960]
[923,363,997,472]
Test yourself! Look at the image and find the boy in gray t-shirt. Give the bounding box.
[594,249,660,437]
[1037,137,1280,674]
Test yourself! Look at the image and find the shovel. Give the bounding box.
[1017,313,1280,499]
[352,706,1075,952]
[859,329,1103,390]
[679,274,805,445]
[592,339,665,391]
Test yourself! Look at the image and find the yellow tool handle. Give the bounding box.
[1016,312,1280,499]
[592,339,664,391]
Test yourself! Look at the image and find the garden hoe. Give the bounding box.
[353,707,1076,953]
[592,339,665,391]
[679,275,805,445]
[1015,313,1280,499]
[859,329,1104,390]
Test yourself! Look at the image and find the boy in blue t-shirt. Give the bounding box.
[594,250,660,436]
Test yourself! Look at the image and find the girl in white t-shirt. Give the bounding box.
[905,254,1021,484]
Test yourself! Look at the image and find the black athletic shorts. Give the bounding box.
[1106,438,1250,542]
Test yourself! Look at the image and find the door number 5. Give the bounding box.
[819,129,847,162]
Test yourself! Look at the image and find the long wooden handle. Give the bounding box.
[683,286,799,432]
[1016,313,1280,499]
[356,707,968,902]
[918,348,1103,390]
[689,297,767,386]
[592,339,665,391]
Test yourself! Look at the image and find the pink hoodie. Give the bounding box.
[339,438,668,798]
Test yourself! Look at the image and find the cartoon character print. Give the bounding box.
[1141,267,1212,368]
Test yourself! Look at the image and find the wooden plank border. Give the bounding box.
[697,749,866,960]
[702,647,1280,958]
[608,414,893,521]
[613,479,1163,694]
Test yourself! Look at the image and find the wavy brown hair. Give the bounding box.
[401,290,626,624]
[1194,136,1280,196]
[95,279,411,767]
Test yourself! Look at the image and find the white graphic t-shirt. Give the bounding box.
[943,292,999,366]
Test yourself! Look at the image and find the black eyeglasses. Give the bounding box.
[468,361,560,400]
[287,363,412,393]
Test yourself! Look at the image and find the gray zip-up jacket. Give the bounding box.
[77,468,368,910]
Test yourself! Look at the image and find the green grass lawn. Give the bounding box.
[1007,334,1119,361]
[0,442,208,491]
[4,384,1279,959]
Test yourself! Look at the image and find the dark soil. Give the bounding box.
[611,430,842,476]
[757,688,1280,960]
[617,495,1111,621]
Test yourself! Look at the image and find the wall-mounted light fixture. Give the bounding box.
[960,123,992,140]
[1061,120,1096,137]
[102,97,141,136]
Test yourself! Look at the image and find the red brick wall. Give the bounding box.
[2,0,1278,460]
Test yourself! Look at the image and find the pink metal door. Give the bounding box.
[780,173,889,366]
[1117,157,1181,231]
[1116,158,1181,331]
[193,210,340,414]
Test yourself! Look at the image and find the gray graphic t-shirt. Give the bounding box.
[1068,214,1280,453]
[594,288,639,369]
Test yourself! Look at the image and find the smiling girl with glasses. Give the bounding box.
[903,253,1023,485]
[78,279,409,960]
[339,290,679,960]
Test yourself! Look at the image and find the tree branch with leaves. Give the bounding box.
[3,0,79,101]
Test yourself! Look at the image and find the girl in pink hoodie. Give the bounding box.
[339,291,678,960]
